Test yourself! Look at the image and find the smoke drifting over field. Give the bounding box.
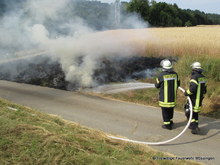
[0,0,155,89]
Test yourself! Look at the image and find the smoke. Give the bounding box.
[25,0,69,23]
[0,0,150,88]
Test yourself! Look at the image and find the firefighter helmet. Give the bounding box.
[191,62,202,69]
[160,59,173,69]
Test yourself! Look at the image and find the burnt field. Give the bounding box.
[0,55,163,90]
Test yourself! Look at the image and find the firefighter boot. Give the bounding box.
[191,127,200,134]
[170,120,174,127]
[162,124,172,130]
[190,122,200,134]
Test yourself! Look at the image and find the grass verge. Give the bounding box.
[0,98,201,165]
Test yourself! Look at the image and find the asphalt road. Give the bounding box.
[0,80,219,165]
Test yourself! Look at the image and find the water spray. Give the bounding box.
[0,50,48,64]
[108,86,193,145]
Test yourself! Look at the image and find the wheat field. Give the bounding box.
[105,25,220,58]
[147,25,220,58]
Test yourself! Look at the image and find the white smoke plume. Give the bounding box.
[0,0,150,87]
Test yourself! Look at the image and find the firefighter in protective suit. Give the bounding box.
[155,59,180,130]
[184,62,207,134]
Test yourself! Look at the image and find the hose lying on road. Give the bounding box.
[108,87,193,145]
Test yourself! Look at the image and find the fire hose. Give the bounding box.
[108,87,193,145]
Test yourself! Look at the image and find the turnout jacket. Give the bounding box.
[155,70,180,108]
[186,69,207,112]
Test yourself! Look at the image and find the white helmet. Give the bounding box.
[160,59,173,69]
[191,62,202,69]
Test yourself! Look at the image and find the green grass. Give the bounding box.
[0,98,201,165]
[174,55,220,118]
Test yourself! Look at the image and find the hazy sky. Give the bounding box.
[100,0,220,14]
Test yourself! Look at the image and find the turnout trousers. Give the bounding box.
[161,107,174,125]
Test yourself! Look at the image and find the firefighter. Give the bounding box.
[184,62,207,134]
[155,59,180,130]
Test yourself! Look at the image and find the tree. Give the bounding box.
[126,0,150,21]
[126,0,220,27]
[149,2,179,26]
[185,21,192,27]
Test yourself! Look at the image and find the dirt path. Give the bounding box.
[0,80,219,165]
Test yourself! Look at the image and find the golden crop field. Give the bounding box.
[104,25,220,58]
[147,25,220,58]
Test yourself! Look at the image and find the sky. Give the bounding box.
[100,0,220,14]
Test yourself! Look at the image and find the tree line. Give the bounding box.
[126,0,220,27]
[0,0,220,29]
